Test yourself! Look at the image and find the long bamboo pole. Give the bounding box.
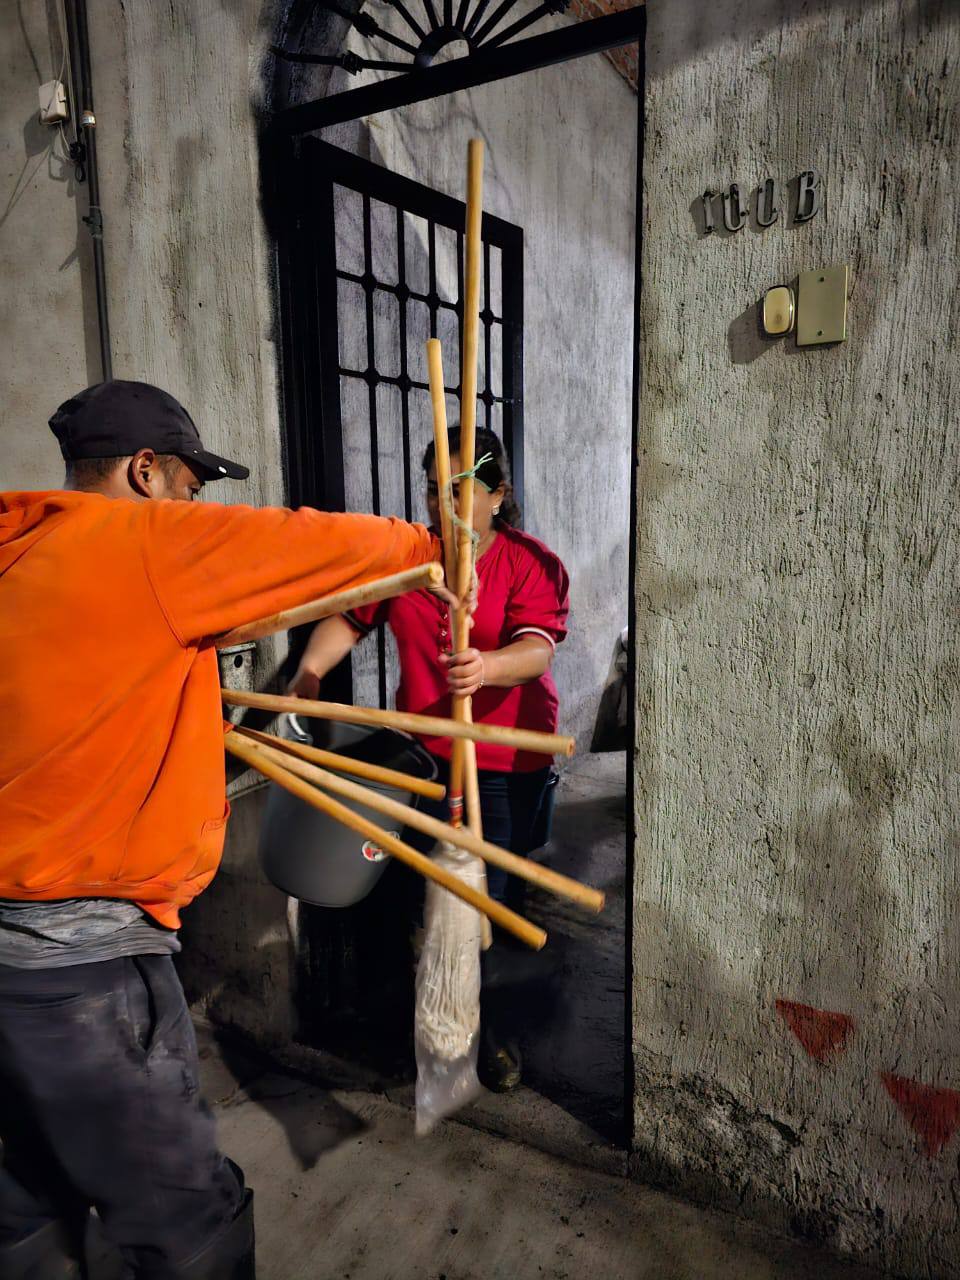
[457,137,484,605]
[449,137,485,826]
[240,734,604,913]
[426,339,458,591]
[462,729,492,948]
[226,732,546,950]
[234,725,446,803]
[221,689,575,757]
[451,139,489,944]
[428,328,492,944]
[215,563,444,648]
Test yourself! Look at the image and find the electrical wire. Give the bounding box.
[1,4,75,232]
[52,0,85,179]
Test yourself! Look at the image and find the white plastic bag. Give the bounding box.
[414,842,484,1134]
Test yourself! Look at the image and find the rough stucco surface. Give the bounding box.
[323,10,637,749]
[88,2,285,514]
[634,2,960,1275]
[0,0,97,488]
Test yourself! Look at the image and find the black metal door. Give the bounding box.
[279,136,524,709]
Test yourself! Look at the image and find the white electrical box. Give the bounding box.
[39,80,69,125]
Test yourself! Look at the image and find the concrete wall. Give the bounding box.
[633,2,960,1276]
[320,11,637,747]
[2,0,287,502]
[0,0,97,488]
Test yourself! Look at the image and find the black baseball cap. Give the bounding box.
[49,380,249,481]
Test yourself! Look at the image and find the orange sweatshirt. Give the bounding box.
[0,491,438,927]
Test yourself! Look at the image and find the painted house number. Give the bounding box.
[701,169,821,233]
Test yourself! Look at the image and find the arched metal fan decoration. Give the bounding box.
[271,0,572,77]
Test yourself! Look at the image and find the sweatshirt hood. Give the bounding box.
[0,491,105,576]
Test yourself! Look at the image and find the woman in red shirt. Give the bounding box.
[289,427,570,1088]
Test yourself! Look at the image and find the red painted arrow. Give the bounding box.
[776,1000,854,1064]
[881,1073,960,1157]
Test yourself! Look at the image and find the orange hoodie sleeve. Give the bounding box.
[141,500,440,645]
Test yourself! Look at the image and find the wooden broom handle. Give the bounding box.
[234,725,446,803]
[238,735,605,914]
[215,563,444,647]
[226,733,546,950]
[222,689,575,757]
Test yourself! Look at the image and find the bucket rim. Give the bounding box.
[282,713,438,782]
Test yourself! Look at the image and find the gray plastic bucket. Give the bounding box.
[258,714,436,908]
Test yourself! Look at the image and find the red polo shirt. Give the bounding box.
[347,525,569,772]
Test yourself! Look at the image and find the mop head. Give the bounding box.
[414,841,484,1134]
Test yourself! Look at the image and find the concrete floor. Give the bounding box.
[197,1027,879,1280]
[187,758,878,1279]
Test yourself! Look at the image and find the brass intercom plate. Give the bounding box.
[797,266,848,346]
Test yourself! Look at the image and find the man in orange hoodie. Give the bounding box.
[0,381,452,1280]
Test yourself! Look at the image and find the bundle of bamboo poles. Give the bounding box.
[221,693,598,950]
[218,137,603,952]
[440,138,491,946]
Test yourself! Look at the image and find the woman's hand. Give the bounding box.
[284,615,361,701]
[439,647,487,696]
[439,635,553,697]
[286,665,322,701]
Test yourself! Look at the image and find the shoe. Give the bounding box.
[478,1028,522,1093]
[0,1221,81,1280]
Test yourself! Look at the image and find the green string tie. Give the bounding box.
[450,452,495,492]
[451,511,480,548]
[442,453,490,592]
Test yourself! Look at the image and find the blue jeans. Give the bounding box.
[410,758,558,904]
